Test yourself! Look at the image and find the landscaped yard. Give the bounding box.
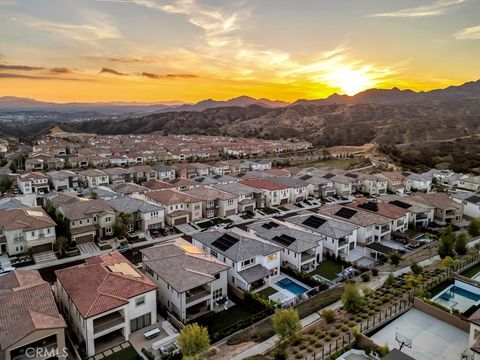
[461,263,480,278]
[261,207,279,215]
[94,345,140,360]
[197,218,233,229]
[193,303,259,336]
[257,286,278,299]
[312,260,344,280]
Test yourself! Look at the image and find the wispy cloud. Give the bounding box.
[11,13,121,43]
[455,24,480,39]
[50,67,73,74]
[100,67,128,76]
[0,73,88,81]
[141,71,198,79]
[0,64,43,71]
[369,0,465,18]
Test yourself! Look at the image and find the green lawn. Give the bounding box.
[461,263,480,278]
[197,218,233,229]
[96,346,140,360]
[311,260,344,280]
[262,207,279,215]
[193,303,258,335]
[257,287,278,299]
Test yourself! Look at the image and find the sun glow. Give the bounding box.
[323,67,376,96]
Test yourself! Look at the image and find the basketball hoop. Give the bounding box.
[395,332,412,351]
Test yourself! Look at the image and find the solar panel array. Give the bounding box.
[302,215,327,228]
[299,175,312,180]
[345,173,359,178]
[389,200,411,209]
[262,221,280,230]
[272,234,296,247]
[213,175,222,179]
[211,233,239,251]
[358,201,379,212]
[323,173,335,179]
[335,207,357,219]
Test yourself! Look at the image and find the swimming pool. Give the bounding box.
[433,282,480,313]
[275,278,308,296]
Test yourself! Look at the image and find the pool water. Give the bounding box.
[434,285,480,313]
[276,278,308,296]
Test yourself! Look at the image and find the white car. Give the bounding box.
[38,190,45,196]
[0,266,14,275]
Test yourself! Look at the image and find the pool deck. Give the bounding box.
[370,308,469,360]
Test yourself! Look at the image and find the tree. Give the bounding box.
[441,256,456,269]
[384,274,394,287]
[0,176,12,193]
[469,218,480,237]
[177,323,210,360]
[112,212,132,238]
[455,233,467,256]
[389,252,402,266]
[410,262,423,275]
[272,308,301,345]
[438,226,456,258]
[90,192,99,200]
[55,236,69,256]
[342,282,364,313]
[9,155,24,173]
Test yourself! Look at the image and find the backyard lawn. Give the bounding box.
[257,286,278,299]
[312,260,344,280]
[193,303,259,336]
[461,263,480,278]
[92,345,140,360]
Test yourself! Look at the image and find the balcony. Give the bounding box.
[301,250,315,263]
[186,286,211,305]
[93,311,125,334]
[186,300,210,321]
[380,225,390,233]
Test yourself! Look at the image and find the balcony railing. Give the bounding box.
[301,251,315,263]
[186,288,210,304]
[93,312,125,334]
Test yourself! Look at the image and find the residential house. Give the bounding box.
[55,252,157,357]
[0,270,66,360]
[173,163,200,179]
[193,174,238,186]
[192,230,281,291]
[286,213,358,257]
[0,207,56,255]
[268,176,309,203]
[127,165,157,184]
[243,160,272,171]
[468,308,480,360]
[295,174,335,198]
[47,170,79,191]
[211,182,264,212]
[142,179,176,191]
[141,238,229,321]
[145,190,203,226]
[378,195,435,228]
[56,199,116,243]
[17,172,49,195]
[452,193,480,218]
[107,196,165,232]
[104,168,132,184]
[82,186,118,200]
[240,178,290,207]
[404,172,432,192]
[185,186,238,218]
[78,169,109,188]
[152,164,175,181]
[247,219,323,272]
[110,182,149,196]
[169,178,198,191]
[376,172,412,194]
[412,192,464,225]
[357,173,388,196]
[457,176,480,192]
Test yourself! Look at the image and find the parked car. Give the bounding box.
[0,266,14,275]
[117,244,133,253]
[38,190,45,196]
[12,188,19,195]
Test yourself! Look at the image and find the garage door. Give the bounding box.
[225,209,236,217]
[173,217,188,225]
[244,205,254,212]
[75,234,94,244]
[31,243,52,254]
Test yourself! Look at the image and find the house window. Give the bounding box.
[213,288,223,300]
[105,227,113,234]
[267,253,277,261]
[211,250,218,258]
[105,217,112,223]
[227,199,234,205]
[241,258,255,267]
[130,313,151,332]
[151,211,158,218]
[135,295,146,307]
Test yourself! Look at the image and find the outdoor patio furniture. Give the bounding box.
[144,327,161,340]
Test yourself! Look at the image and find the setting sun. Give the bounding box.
[323,67,376,96]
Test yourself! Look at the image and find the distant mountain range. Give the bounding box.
[1,79,479,115]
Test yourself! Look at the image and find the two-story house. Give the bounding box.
[192,230,281,291]
[240,178,290,207]
[55,252,157,357]
[145,190,203,226]
[141,238,229,321]
[378,195,435,229]
[211,182,265,212]
[0,270,67,360]
[0,207,57,255]
[17,172,49,195]
[247,219,323,272]
[56,199,116,243]
[107,196,165,232]
[286,213,358,258]
[412,192,464,225]
[268,176,309,203]
[78,169,109,188]
[152,164,176,181]
[47,170,79,191]
[185,186,238,218]
[376,172,412,195]
[295,174,336,199]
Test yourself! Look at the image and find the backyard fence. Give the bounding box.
[302,294,415,360]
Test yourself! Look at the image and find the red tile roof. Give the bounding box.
[55,252,156,318]
[240,178,288,191]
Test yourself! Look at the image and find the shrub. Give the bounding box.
[324,335,331,342]
[410,262,423,275]
[329,331,338,338]
[335,323,342,329]
[141,348,155,360]
[342,283,364,313]
[321,309,336,324]
[315,340,323,347]
[308,337,316,345]
[361,272,371,282]
[299,343,307,350]
[295,353,303,359]
[341,325,348,332]
[307,347,314,353]
[371,268,379,276]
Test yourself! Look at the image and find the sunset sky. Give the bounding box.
[1,0,479,103]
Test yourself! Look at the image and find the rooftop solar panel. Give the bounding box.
[213,175,222,179]
[261,221,280,230]
[300,175,312,180]
[323,174,335,179]
[302,215,327,228]
[335,207,357,219]
[211,233,239,251]
[358,201,379,212]
[272,234,296,247]
[345,173,359,178]
[389,200,411,209]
